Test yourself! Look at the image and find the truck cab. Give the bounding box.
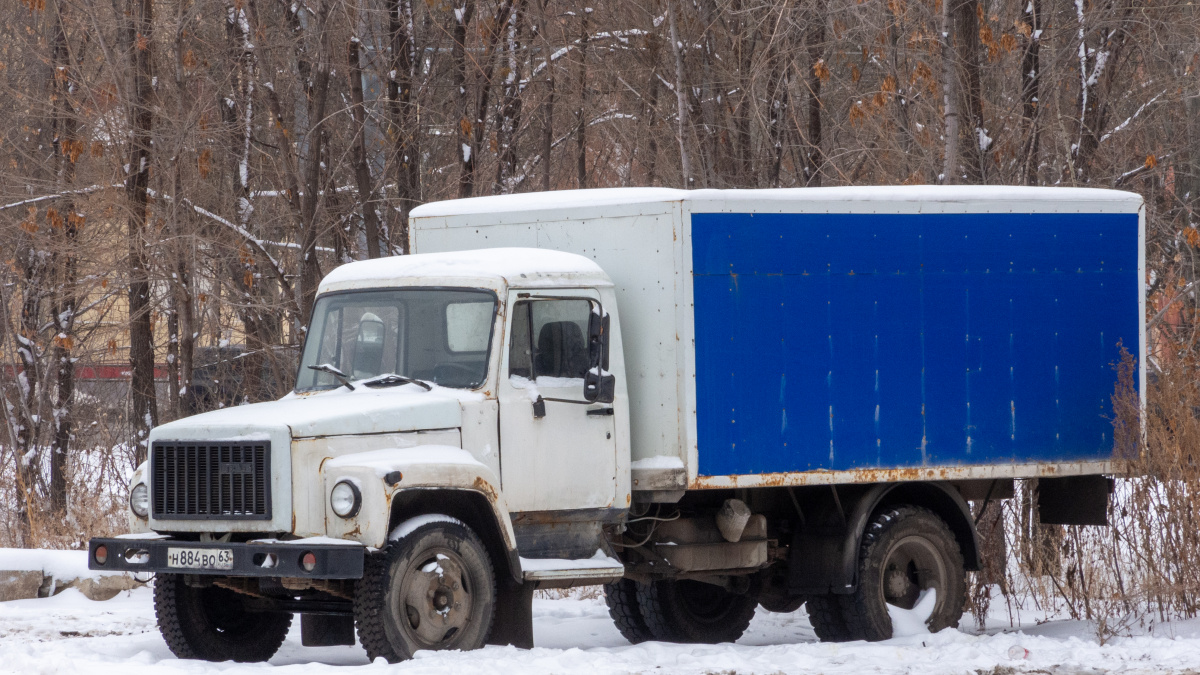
[94,248,632,663]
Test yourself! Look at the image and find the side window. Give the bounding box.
[508,299,592,382]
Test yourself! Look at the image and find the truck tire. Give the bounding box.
[353,519,496,663]
[804,595,854,642]
[153,574,291,662]
[838,506,966,641]
[603,579,654,644]
[635,579,757,643]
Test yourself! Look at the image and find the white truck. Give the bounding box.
[91,187,1144,662]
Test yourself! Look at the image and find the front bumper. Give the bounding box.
[88,537,365,579]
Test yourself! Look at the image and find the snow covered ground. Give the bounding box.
[3,585,1200,674]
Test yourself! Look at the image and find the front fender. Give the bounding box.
[320,445,516,550]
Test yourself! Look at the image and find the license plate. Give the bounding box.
[166,547,234,570]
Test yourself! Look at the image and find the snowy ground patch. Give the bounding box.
[3,585,1200,674]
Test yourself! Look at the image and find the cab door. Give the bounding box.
[498,289,618,513]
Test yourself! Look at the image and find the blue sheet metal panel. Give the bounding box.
[692,212,1139,477]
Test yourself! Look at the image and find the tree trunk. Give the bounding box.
[495,1,525,193]
[349,38,381,259]
[1070,0,1136,184]
[803,5,825,187]
[125,0,158,462]
[575,8,589,189]
[454,0,476,198]
[386,0,419,253]
[956,0,989,184]
[667,0,692,188]
[48,0,80,515]
[1019,0,1042,186]
[294,0,334,323]
[467,0,516,195]
[643,23,663,186]
[940,0,959,184]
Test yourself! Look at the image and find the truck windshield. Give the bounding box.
[295,288,497,392]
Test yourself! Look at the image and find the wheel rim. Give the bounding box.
[395,547,474,648]
[878,535,947,612]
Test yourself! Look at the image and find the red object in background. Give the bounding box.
[3,363,170,380]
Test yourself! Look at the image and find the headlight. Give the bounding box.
[129,483,149,518]
[330,480,361,518]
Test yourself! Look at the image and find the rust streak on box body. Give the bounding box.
[677,460,1124,491]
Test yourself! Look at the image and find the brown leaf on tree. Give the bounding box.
[198,148,212,179]
[1184,228,1200,249]
[813,59,831,82]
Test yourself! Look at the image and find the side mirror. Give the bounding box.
[587,310,610,371]
[584,369,616,403]
[585,308,615,404]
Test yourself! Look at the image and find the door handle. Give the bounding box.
[586,407,614,416]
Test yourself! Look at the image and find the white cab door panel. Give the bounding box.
[498,289,618,512]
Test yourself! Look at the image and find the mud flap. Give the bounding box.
[486,579,535,648]
[301,614,356,647]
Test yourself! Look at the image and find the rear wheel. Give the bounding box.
[603,579,654,644]
[838,506,966,641]
[353,519,496,663]
[805,594,854,642]
[636,579,757,644]
[154,574,291,662]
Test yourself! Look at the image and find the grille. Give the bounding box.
[151,441,272,519]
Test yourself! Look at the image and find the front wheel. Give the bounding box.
[838,506,966,641]
[353,519,497,663]
[153,574,292,662]
[636,579,757,643]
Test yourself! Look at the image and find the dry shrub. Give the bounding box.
[0,394,135,549]
[972,351,1200,641]
[535,585,604,601]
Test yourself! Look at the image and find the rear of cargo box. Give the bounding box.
[681,188,1145,488]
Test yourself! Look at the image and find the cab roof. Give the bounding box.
[318,248,612,295]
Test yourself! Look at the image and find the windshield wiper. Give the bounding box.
[362,373,433,391]
[308,363,355,391]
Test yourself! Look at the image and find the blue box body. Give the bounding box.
[691,212,1140,477]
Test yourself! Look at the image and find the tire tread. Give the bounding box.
[153,574,291,662]
[636,580,757,644]
[603,579,654,644]
[352,520,496,663]
[838,505,965,642]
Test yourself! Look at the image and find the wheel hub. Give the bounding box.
[880,536,945,611]
[398,549,473,647]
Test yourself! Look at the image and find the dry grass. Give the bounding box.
[535,585,604,601]
[969,351,1200,641]
[0,396,134,549]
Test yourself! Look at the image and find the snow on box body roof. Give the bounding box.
[408,185,1143,221]
[318,247,612,294]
